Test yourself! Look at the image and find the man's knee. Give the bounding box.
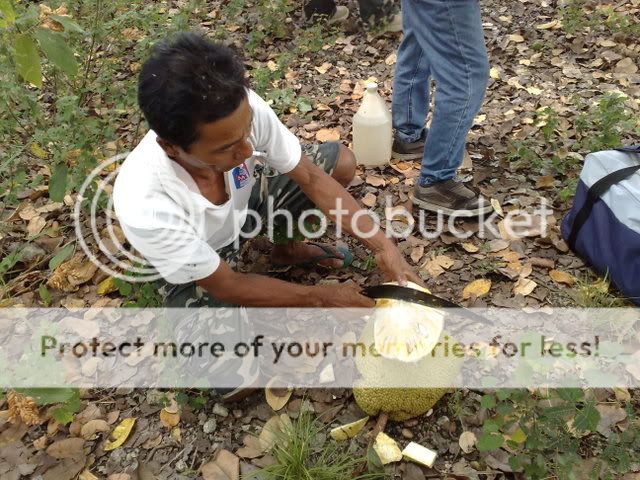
[331,144,356,187]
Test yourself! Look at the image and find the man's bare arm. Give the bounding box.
[286,155,422,284]
[195,260,374,307]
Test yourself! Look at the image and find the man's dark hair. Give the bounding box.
[138,32,248,151]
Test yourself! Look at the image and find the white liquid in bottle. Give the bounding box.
[352,82,392,167]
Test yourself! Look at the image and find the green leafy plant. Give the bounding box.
[568,274,627,308]
[246,410,387,480]
[246,0,296,53]
[560,0,640,36]
[14,388,81,424]
[508,92,637,207]
[477,389,639,479]
[113,275,162,308]
[574,93,638,153]
[0,0,202,207]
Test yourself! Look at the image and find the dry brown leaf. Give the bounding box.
[461,242,479,253]
[385,52,397,65]
[536,19,562,30]
[107,410,120,425]
[615,58,638,74]
[498,219,520,241]
[536,175,555,189]
[513,277,537,296]
[365,175,386,187]
[18,203,38,221]
[27,216,47,237]
[43,458,87,480]
[487,239,509,253]
[236,434,264,459]
[549,269,576,286]
[508,34,525,43]
[362,192,377,207]
[597,38,617,48]
[462,279,491,300]
[519,262,533,279]
[160,409,180,429]
[142,434,162,450]
[108,475,131,480]
[259,414,291,451]
[80,419,110,440]
[314,62,332,74]
[201,449,240,480]
[421,254,454,278]
[265,378,293,411]
[79,471,100,480]
[37,202,64,214]
[33,434,48,450]
[458,431,477,454]
[596,404,627,437]
[75,403,103,424]
[500,261,523,280]
[315,128,340,142]
[410,245,424,264]
[490,198,504,217]
[47,253,99,292]
[47,419,60,436]
[614,387,631,403]
[496,250,522,263]
[0,421,29,448]
[46,437,85,459]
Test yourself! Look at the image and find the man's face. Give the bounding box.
[165,96,254,173]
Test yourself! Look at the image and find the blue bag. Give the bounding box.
[561,146,640,305]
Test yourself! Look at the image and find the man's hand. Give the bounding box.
[374,245,423,286]
[313,282,376,307]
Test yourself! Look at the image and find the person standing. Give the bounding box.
[391,0,492,216]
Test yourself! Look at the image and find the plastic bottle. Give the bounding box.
[352,82,392,167]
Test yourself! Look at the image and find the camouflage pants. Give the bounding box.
[304,0,398,26]
[157,141,340,308]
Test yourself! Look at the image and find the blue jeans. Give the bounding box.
[392,0,489,186]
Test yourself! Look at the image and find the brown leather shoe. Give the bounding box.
[410,179,493,217]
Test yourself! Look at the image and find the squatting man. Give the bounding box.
[113,32,421,310]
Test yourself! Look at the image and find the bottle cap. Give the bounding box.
[365,82,378,91]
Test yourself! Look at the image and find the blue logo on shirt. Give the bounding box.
[232,162,251,189]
